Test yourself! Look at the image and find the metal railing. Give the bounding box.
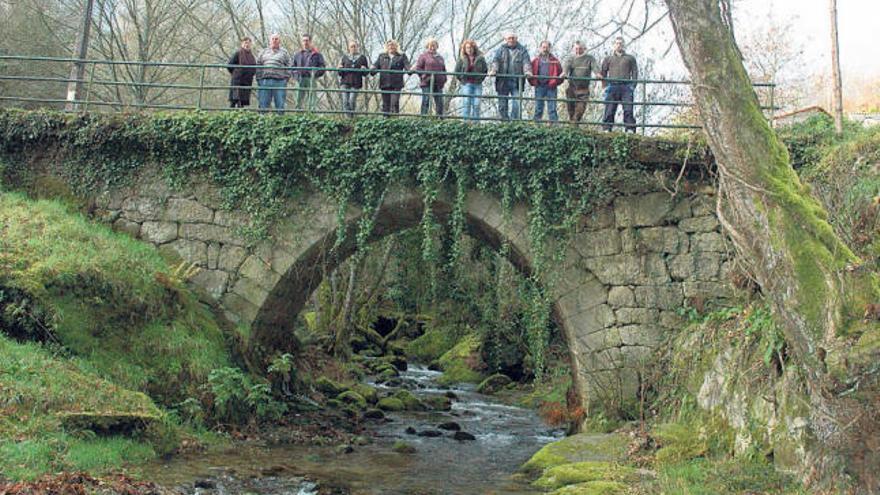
[0,55,777,133]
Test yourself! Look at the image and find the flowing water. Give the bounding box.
[145,365,564,494]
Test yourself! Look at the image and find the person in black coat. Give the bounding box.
[372,39,410,116]
[227,37,257,107]
[339,40,369,117]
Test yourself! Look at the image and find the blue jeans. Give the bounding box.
[341,85,359,117]
[460,83,482,121]
[602,83,636,132]
[534,85,559,122]
[496,79,523,121]
[257,78,287,111]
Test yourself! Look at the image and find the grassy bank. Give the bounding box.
[0,190,235,480]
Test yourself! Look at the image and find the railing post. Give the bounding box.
[308,69,315,112]
[196,64,206,110]
[518,74,525,121]
[82,61,97,113]
[429,73,435,115]
[640,81,647,135]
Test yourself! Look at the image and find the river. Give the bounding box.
[144,365,564,494]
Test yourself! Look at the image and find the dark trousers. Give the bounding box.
[566,85,589,122]
[381,90,401,115]
[602,84,636,132]
[420,86,444,116]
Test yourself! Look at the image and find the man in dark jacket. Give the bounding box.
[489,33,532,121]
[600,36,638,132]
[292,34,326,111]
[227,37,257,108]
[339,41,369,117]
[529,40,563,123]
[564,41,597,123]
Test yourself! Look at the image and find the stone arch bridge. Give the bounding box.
[8,123,734,417]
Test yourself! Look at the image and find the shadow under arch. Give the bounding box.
[247,188,586,411]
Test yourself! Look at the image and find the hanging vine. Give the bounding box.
[0,109,689,370]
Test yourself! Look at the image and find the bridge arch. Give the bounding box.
[84,165,733,417]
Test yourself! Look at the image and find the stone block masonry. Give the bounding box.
[85,167,733,419]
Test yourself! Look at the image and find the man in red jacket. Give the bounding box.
[529,40,563,123]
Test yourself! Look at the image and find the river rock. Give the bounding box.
[405,426,417,435]
[418,430,443,437]
[438,422,461,431]
[335,444,354,455]
[377,397,405,411]
[363,409,385,420]
[392,440,417,454]
[387,355,408,371]
[445,391,458,400]
[394,390,426,411]
[351,383,379,404]
[336,391,367,410]
[194,479,216,489]
[423,395,452,411]
[477,373,513,394]
[453,431,477,441]
[316,377,348,396]
[377,368,399,381]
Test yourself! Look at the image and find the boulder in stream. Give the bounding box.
[453,431,477,441]
[418,430,443,437]
[392,440,417,454]
[438,421,461,431]
[377,397,406,411]
[363,409,385,420]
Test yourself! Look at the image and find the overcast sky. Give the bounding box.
[733,0,880,78]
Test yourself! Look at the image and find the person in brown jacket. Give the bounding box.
[600,36,639,132]
[227,37,257,108]
[564,41,597,123]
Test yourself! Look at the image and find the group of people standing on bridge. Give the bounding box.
[226,32,639,131]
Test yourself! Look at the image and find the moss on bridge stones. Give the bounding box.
[0,110,738,419]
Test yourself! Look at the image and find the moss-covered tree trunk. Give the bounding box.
[666,0,880,491]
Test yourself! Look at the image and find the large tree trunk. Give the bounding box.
[665,1,879,492]
[829,0,845,135]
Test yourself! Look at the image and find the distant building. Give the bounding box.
[848,112,880,127]
[773,106,831,127]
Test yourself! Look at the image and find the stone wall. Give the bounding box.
[88,166,734,417]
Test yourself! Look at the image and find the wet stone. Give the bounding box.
[453,431,477,441]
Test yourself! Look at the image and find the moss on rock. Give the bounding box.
[351,383,379,405]
[436,334,484,386]
[336,391,368,410]
[532,461,634,490]
[520,433,628,476]
[377,397,405,411]
[315,376,348,396]
[393,390,426,411]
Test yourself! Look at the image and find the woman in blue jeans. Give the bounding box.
[454,40,488,121]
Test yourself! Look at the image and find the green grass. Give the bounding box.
[0,190,237,480]
[0,334,164,480]
[648,457,805,495]
[0,190,230,402]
